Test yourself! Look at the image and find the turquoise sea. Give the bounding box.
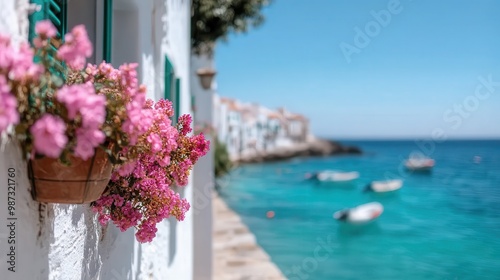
[218,140,500,280]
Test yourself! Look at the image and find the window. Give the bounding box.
[164,56,181,123]
[29,0,67,42]
[29,0,113,64]
[103,0,113,62]
[164,55,174,101]
[29,0,67,74]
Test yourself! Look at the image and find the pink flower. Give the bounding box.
[0,76,19,133]
[136,221,158,243]
[80,94,106,128]
[0,39,13,70]
[158,122,178,151]
[56,83,106,127]
[117,161,136,176]
[122,104,153,145]
[0,33,10,46]
[147,133,162,153]
[98,214,110,226]
[57,25,93,70]
[158,155,171,167]
[111,194,125,207]
[172,159,192,187]
[189,134,210,162]
[178,114,192,136]
[154,99,174,118]
[9,43,43,80]
[74,127,105,160]
[56,84,91,119]
[35,20,57,38]
[30,114,68,158]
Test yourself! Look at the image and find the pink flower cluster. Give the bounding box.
[93,100,210,243]
[0,76,18,133]
[2,20,210,243]
[56,83,106,160]
[85,62,153,147]
[30,114,68,158]
[0,35,43,82]
[2,20,149,161]
[118,63,153,145]
[33,20,57,48]
[57,24,93,70]
[0,32,43,133]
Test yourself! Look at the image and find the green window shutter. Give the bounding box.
[175,78,181,121]
[29,0,67,42]
[28,0,45,41]
[48,0,66,37]
[164,56,173,100]
[103,0,113,62]
[164,56,175,121]
[29,0,67,74]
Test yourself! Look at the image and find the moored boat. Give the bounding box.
[366,179,403,193]
[333,202,383,224]
[315,170,360,182]
[404,155,435,171]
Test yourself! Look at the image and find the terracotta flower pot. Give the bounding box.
[196,68,217,90]
[28,149,113,204]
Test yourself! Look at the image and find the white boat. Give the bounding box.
[315,170,359,182]
[366,179,403,193]
[333,202,383,224]
[404,155,435,171]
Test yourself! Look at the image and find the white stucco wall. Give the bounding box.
[191,54,214,280]
[0,1,195,279]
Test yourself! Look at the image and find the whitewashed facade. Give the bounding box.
[190,53,214,280]
[213,95,311,161]
[213,97,243,161]
[0,1,201,279]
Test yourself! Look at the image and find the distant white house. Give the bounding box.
[277,108,310,143]
[214,97,244,161]
[256,106,277,151]
[213,94,311,161]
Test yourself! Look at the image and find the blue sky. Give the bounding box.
[215,0,500,139]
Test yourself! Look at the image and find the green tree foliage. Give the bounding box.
[214,137,233,178]
[191,0,272,55]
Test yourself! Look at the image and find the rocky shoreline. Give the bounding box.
[234,138,362,164]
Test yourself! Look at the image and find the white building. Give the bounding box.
[214,96,243,161]
[190,53,215,280]
[277,108,310,143]
[213,95,311,161]
[0,1,205,279]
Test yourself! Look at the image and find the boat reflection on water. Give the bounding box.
[336,219,382,237]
